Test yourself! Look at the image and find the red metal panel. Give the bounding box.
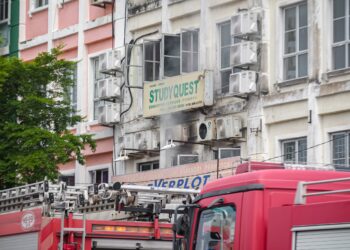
[240,191,265,250]
[201,169,350,195]
[0,208,42,236]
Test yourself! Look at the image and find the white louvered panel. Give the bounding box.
[0,232,38,250]
[295,228,350,250]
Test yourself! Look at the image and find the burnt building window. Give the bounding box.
[144,40,161,82]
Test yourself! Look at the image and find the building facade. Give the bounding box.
[14,0,350,188]
[18,0,127,186]
[112,0,350,187]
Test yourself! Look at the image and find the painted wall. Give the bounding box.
[18,0,118,185]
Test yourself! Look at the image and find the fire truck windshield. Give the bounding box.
[194,206,236,250]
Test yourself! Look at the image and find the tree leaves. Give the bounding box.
[0,49,96,188]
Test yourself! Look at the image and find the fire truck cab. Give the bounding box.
[176,165,350,250]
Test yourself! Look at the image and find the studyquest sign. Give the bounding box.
[143,71,207,117]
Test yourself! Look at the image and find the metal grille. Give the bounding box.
[0,232,38,250]
[295,228,350,250]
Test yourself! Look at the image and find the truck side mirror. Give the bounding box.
[174,214,190,236]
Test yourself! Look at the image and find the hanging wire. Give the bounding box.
[263,134,349,163]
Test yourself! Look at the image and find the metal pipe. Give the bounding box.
[116,184,200,195]
[123,147,160,153]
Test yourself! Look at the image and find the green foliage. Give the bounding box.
[0,48,96,188]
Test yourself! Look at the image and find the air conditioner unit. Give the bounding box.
[118,134,134,149]
[231,11,258,37]
[97,103,120,125]
[216,116,242,139]
[134,131,147,150]
[150,130,160,150]
[218,148,241,159]
[231,42,257,67]
[229,71,257,95]
[90,0,113,6]
[197,120,216,142]
[177,154,199,166]
[165,125,189,142]
[97,78,121,101]
[99,48,125,74]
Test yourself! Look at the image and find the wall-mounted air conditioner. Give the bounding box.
[218,148,241,159]
[90,0,113,7]
[150,130,160,150]
[216,116,242,139]
[118,134,134,150]
[99,48,125,75]
[231,42,257,67]
[231,11,258,37]
[229,71,257,95]
[97,78,121,101]
[197,120,216,142]
[177,154,199,166]
[134,131,147,150]
[165,125,189,143]
[97,103,120,125]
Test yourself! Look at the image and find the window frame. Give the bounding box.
[33,0,48,9]
[218,21,232,94]
[59,175,75,186]
[143,39,161,82]
[180,28,200,74]
[331,0,350,70]
[162,33,181,78]
[137,161,160,172]
[282,1,308,80]
[331,131,350,170]
[29,0,49,15]
[281,137,307,164]
[90,168,109,184]
[0,0,9,24]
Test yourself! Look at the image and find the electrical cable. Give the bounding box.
[263,134,349,163]
[120,30,159,117]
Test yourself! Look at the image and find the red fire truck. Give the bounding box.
[174,162,350,250]
[0,181,198,250]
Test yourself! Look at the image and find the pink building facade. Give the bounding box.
[18,0,125,185]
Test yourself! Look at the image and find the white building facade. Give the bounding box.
[110,0,350,186]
